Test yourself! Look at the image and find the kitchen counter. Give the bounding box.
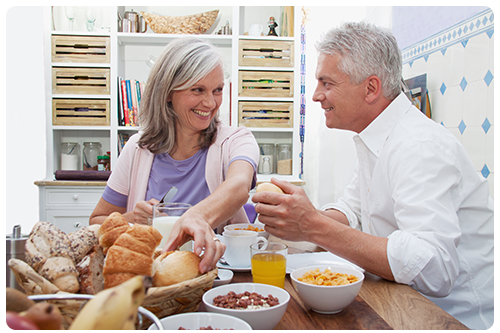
[34,180,107,187]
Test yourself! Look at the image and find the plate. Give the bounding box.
[213,269,234,287]
[286,252,364,274]
[216,261,251,272]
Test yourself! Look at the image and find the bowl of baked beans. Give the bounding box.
[290,264,364,314]
[147,312,252,330]
[202,283,290,330]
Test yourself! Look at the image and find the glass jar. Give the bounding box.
[258,143,275,174]
[60,142,80,170]
[277,143,292,175]
[83,142,103,170]
[97,155,110,171]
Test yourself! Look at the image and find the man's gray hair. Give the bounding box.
[316,21,402,99]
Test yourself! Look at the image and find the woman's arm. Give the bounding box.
[89,197,158,225]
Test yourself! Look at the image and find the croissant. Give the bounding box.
[97,212,130,254]
[103,223,162,289]
[24,221,79,293]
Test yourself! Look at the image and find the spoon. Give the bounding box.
[160,186,178,203]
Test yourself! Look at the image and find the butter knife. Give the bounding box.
[160,186,178,203]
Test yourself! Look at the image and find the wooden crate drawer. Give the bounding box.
[239,40,294,67]
[239,101,293,128]
[52,67,110,95]
[52,35,110,63]
[52,99,110,126]
[238,71,294,98]
[46,188,104,205]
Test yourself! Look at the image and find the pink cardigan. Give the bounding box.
[107,123,260,230]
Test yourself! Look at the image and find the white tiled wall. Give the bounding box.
[401,9,494,198]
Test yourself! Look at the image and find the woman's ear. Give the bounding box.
[365,75,382,104]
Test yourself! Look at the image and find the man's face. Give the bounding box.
[312,53,367,132]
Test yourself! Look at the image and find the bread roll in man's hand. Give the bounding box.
[256,182,284,194]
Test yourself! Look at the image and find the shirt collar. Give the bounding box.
[356,92,411,157]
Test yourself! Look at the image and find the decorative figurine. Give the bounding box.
[267,16,278,36]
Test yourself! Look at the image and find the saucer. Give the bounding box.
[216,261,251,272]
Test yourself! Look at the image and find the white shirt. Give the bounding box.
[322,93,494,329]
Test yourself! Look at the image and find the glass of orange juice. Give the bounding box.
[250,242,288,288]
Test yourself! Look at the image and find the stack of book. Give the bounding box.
[117,76,146,126]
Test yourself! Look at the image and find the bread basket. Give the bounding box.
[9,258,218,329]
[141,10,219,34]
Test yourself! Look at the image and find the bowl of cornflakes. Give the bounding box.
[290,264,364,314]
[224,222,269,239]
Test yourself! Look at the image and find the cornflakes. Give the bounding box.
[298,268,359,286]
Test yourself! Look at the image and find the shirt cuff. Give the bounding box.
[320,202,361,231]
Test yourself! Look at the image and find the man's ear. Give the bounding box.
[365,75,382,104]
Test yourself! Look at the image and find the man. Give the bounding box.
[252,22,493,330]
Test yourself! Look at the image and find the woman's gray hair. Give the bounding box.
[316,21,402,99]
[138,38,224,154]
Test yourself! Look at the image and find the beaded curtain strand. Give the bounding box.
[299,7,309,180]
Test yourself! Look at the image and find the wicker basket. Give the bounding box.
[141,10,219,34]
[8,258,217,330]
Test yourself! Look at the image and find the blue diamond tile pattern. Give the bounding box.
[484,70,494,86]
[482,118,491,134]
[481,164,490,179]
[401,9,494,64]
[440,83,447,95]
[460,77,468,91]
[458,120,467,134]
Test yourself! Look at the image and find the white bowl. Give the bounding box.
[290,264,364,314]
[202,283,290,330]
[148,312,252,330]
[224,223,269,239]
[213,269,234,287]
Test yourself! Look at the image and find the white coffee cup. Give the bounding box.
[249,23,263,36]
[221,230,268,267]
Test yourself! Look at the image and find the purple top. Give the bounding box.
[102,148,256,208]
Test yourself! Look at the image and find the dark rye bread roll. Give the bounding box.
[76,245,105,295]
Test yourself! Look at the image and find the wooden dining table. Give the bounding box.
[228,237,469,330]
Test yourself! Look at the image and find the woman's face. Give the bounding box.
[169,65,224,134]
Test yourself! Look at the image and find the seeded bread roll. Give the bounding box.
[152,251,202,287]
[24,221,80,293]
[68,225,100,264]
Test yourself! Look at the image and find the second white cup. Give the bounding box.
[221,230,267,267]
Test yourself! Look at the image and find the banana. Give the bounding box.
[69,275,152,330]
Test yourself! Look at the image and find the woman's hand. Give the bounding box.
[162,208,226,274]
[132,198,159,225]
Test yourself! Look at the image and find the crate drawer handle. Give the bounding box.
[74,76,90,80]
[72,194,79,200]
[73,44,89,49]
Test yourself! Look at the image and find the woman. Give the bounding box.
[89,38,259,273]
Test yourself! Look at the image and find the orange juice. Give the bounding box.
[251,253,287,288]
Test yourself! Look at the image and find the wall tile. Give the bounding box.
[463,33,490,82]
[485,125,494,172]
[462,80,488,127]
[461,126,486,170]
[441,85,464,127]
[442,43,465,87]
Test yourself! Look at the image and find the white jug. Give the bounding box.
[249,23,263,36]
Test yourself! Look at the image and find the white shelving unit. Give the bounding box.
[42,6,304,185]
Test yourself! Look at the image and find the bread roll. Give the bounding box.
[24,221,79,293]
[103,224,162,289]
[98,212,130,255]
[68,225,100,263]
[77,245,104,295]
[256,182,284,194]
[152,251,202,287]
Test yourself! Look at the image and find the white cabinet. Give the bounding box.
[44,6,304,185]
[35,181,105,233]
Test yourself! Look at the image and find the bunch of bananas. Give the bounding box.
[69,275,151,330]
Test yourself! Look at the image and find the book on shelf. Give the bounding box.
[117,132,130,156]
[117,77,146,127]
